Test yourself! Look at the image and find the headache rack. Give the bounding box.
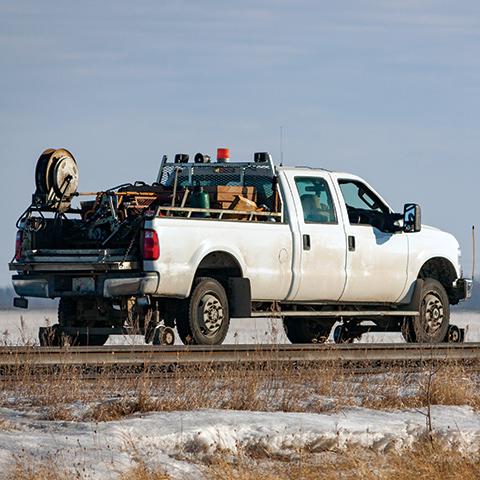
[156,154,276,187]
[154,154,282,221]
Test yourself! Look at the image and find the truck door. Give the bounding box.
[333,175,408,303]
[283,171,347,301]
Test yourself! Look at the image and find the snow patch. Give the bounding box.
[0,406,479,478]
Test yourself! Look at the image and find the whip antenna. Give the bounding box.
[472,225,476,281]
[280,126,284,166]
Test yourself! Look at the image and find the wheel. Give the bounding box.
[176,277,230,345]
[58,298,109,346]
[401,317,417,343]
[446,325,461,343]
[283,318,333,343]
[412,278,450,343]
[39,324,62,346]
[333,325,355,344]
[153,326,175,345]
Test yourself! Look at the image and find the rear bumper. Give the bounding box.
[452,278,473,302]
[12,272,160,299]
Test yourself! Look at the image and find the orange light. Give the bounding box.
[217,148,230,162]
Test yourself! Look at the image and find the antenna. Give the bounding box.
[472,225,476,281]
[280,126,284,166]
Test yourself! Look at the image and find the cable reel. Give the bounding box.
[33,148,79,212]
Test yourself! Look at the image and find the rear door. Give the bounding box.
[332,174,409,303]
[282,170,347,301]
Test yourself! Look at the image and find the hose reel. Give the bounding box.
[33,148,79,212]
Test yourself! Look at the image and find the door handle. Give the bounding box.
[348,235,356,252]
[303,234,311,250]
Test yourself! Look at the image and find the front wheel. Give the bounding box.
[176,277,230,345]
[411,278,450,343]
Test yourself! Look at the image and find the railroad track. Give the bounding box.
[0,343,480,372]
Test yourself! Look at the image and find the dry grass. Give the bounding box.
[8,461,72,480]
[1,353,480,422]
[119,464,171,480]
[9,440,480,480]
[206,439,480,480]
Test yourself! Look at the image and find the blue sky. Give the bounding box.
[0,1,479,285]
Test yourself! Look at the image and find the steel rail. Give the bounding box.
[0,343,479,369]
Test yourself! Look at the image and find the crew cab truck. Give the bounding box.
[10,148,472,346]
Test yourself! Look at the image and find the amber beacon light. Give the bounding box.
[216,148,230,163]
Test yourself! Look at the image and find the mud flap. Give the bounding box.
[227,278,251,318]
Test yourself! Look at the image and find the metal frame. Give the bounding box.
[156,155,276,185]
[155,205,282,221]
[251,310,419,318]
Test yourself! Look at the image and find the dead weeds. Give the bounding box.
[0,355,479,422]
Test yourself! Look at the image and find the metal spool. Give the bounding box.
[34,148,79,211]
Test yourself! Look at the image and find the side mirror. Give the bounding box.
[403,203,421,233]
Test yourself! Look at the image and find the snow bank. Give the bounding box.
[0,406,479,479]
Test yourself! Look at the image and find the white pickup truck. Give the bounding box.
[10,148,472,346]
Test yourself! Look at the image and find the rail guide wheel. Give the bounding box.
[446,324,464,343]
[152,326,175,345]
[333,325,355,344]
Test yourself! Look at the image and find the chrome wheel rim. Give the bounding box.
[423,292,444,334]
[199,293,224,336]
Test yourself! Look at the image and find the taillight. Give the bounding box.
[15,230,23,261]
[143,229,159,260]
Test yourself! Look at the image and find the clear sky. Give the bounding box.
[0,1,478,285]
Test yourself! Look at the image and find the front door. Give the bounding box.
[284,172,347,302]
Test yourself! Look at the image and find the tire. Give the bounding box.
[412,278,450,343]
[39,324,62,347]
[283,318,334,344]
[401,317,417,343]
[176,277,230,345]
[58,298,109,346]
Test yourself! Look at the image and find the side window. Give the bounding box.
[338,179,388,226]
[295,177,337,224]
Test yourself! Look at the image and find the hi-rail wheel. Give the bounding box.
[34,148,79,212]
[39,324,62,347]
[152,326,175,345]
[283,317,334,343]
[446,324,464,343]
[333,324,355,344]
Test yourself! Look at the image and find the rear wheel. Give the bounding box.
[57,298,110,347]
[39,324,62,346]
[411,278,450,343]
[176,277,230,345]
[283,318,334,344]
